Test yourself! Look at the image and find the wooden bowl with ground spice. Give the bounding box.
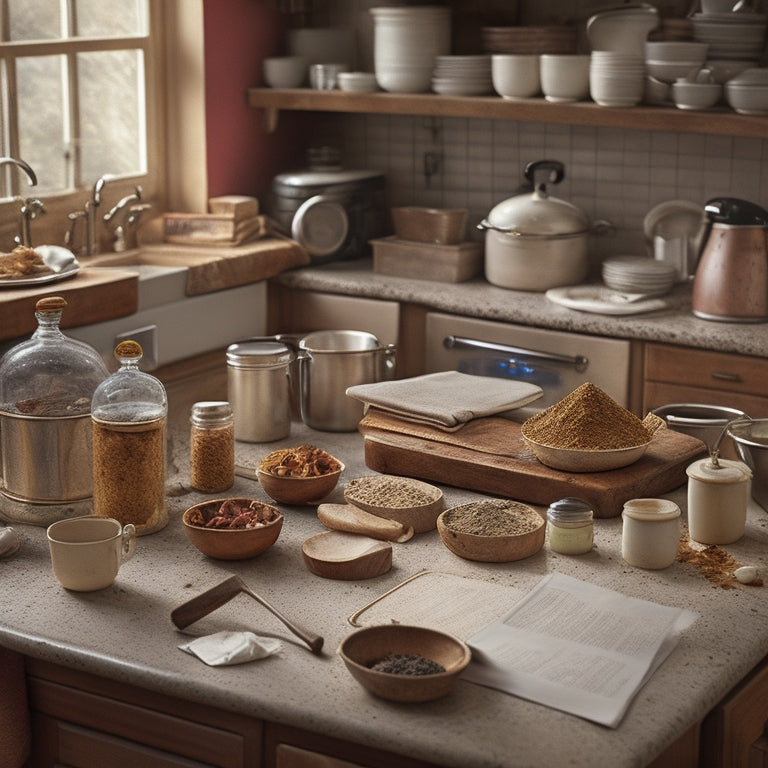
[338,624,471,703]
[256,445,344,505]
[343,475,444,533]
[182,498,283,560]
[521,382,652,473]
[437,499,545,562]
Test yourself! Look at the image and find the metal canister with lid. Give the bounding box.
[226,340,294,442]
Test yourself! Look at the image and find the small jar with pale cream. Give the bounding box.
[546,497,594,555]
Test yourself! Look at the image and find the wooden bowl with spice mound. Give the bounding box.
[343,475,444,533]
[338,624,471,703]
[182,498,283,560]
[521,382,652,473]
[256,444,344,505]
[437,499,545,562]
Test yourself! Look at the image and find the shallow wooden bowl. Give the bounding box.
[257,462,344,505]
[523,436,650,473]
[338,624,471,703]
[182,499,283,560]
[437,501,545,562]
[302,531,392,580]
[343,475,444,533]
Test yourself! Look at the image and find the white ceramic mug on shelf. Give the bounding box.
[47,516,136,591]
[492,55,541,100]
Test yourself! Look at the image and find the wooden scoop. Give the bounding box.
[317,503,414,542]
[171,575,324,655]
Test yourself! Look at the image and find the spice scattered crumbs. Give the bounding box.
[676,532,763,589]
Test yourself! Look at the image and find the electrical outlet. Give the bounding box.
[114,324,158,370]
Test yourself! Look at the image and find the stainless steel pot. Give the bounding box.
[298,330,396,431]
[727,418,768,512]
[479,159,606,291]
[651,403,747,458]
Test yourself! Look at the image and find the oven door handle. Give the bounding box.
[443,335,589,373]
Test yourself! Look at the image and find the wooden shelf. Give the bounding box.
[248,87,768,138]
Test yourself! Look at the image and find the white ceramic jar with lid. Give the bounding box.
[621,498,681,570]
[686,457,752,544]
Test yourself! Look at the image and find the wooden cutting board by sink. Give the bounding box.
[0,267,139,342]
[359,411,708,518]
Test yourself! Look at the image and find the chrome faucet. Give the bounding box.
[103,186,145,251]
[1,157,39,246]
[84,173,114,256]
[103,185,143,227]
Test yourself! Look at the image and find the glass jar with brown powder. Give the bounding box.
[190,401,234,493]
[91,340,168,535]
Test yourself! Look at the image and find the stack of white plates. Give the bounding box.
[692,13,767,61]
[432,55,493,96]
[590,51,645,107]
[602,256,678,296]
[371,6,451,94]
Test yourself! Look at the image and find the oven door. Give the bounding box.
[425,312,632,411]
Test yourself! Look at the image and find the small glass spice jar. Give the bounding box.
[546,497,594,555]
[190,401,235,493]
[621,498,681,570]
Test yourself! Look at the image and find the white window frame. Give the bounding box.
[0,0,174,251]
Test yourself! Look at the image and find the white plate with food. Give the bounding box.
[0,245,80,287]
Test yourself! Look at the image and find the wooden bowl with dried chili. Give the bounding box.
[182,498,283,560]
[256,445,344,505]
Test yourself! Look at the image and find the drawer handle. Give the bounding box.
[443,335,589,373]
[710,371,742,383]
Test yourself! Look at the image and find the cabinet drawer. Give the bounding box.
[645,343,768,398]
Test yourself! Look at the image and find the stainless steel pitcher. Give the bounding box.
[298,330,396,431]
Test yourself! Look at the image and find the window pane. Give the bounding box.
[7,0,63,41]
[78,50,145,181]
[17,56,68,194]
[76,0,148,37]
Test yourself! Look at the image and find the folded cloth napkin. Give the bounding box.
[179,631,281,666]
[346,371,543,430]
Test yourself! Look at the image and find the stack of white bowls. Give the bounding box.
[602,256,678,296]
[432,55,492,96]
[725,68,768,115]
[370,6,451,94]
[590,51,646,107]
[645,41,709,83]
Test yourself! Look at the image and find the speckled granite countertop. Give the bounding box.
[272,260,768,358]
[1,420,767,768]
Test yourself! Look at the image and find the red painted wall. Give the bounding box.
[202,0,304,201]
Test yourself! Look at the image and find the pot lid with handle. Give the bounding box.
[704,197,768,227]
[481,160,590,237]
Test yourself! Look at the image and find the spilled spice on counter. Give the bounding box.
[676,531,762,589]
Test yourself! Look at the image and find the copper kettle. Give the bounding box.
[692,197,768,323]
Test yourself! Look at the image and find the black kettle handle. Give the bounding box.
[524,160,565,192]
[704,197,768,226]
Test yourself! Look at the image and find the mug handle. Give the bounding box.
[120,524,136,563]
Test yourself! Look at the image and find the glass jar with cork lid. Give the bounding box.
[91,340,168,535]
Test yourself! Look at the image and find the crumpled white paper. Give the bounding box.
[179,631,282,666]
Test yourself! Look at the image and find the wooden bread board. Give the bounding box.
[359,412,708,518]
[0,267,139,342]
[370,236,483,283]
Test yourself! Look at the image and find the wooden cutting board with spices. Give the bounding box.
[359,410,707,518]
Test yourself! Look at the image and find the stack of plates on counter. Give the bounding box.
[602,256,678,296]
[432,55,493,96]
[692,13,767,61]
[480,25,577,55]
[589,51,646,107]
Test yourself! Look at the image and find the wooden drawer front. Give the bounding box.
[27,677,257,768]
[643,382,768,420]
[645,344,768,398]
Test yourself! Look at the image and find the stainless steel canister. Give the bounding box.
[0,412,93,503]
[298,330,396,432]
[226,341,294,442]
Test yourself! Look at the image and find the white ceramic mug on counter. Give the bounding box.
[47,516,136,591]
[621,498,681,569]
